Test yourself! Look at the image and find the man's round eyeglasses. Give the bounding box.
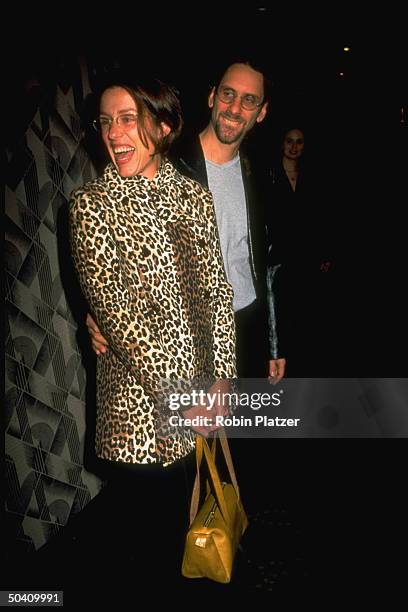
[92,114,138,132]
[216,86,263,111]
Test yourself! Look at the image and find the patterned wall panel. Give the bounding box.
[5,57,103,553]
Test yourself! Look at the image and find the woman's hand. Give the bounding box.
[182,379,231,438]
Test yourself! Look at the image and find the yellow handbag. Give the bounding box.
[181,429,248,583]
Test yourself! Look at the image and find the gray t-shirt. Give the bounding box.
[206,155,256,312]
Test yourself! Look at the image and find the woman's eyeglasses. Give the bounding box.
[92,114,138,132]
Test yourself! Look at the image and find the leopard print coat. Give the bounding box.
[70,160,236,466]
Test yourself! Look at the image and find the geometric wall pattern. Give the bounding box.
[5,56,103,553]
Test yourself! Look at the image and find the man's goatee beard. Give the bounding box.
[215,122,243,145]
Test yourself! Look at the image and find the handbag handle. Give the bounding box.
[189,435,218,523]
[189,429,241,526]
[217,428,241,498]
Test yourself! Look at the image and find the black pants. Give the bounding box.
[234,299,269,378]
[230,301,272,510]
[93,453,196,590]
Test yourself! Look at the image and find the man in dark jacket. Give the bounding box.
[171,61,285,380]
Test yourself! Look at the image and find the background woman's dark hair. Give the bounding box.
[272,125,306,162]
[280,125,306,145]
[96,74,183,155]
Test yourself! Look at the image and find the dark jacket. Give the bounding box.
[265,161,338,369]
[169,135,269,308]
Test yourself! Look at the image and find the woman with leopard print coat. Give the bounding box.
[69,77,236,472]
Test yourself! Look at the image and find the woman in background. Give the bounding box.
[266,126,339,376]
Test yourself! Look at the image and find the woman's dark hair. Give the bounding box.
[271,125,305,151]
[277,126,308,169]
[98,75,183,155]
[280,126,306,144]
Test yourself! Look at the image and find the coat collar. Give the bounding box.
[102,158,205,225]
[103,158,177,190]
